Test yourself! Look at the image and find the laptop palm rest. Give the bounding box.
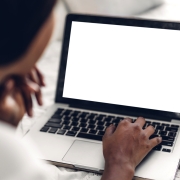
[63,140,105,170]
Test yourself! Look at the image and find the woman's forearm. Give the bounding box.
[101,163,134,180]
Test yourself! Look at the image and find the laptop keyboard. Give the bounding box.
[40,108,179,153]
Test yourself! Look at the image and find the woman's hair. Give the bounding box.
[0,0,57,66]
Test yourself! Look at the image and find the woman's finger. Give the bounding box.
[29,68,40,85]
[35,88,43,106]
[144,125,155,138]
[134,117,146,128]
[20,86,33,117]
[34,66,45,86]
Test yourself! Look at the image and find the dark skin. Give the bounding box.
[102,117,162,180]
[0,66,45,126]
[0,11,162,180]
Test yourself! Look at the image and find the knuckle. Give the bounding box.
[138,116,145,120]
[141,133,147,140]
[134,124,141,131]
[121,119,128,125]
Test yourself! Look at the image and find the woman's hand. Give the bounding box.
[0,79,25,126]
[0,66,45,126]
[101,117,162,180]
[14,66,45,117]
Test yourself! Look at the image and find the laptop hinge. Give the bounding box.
[171,119,180,124]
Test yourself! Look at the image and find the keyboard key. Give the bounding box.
[156,126,164,130]
[77,132,103,141]
[63,125,71,130]
[87,124,96,129]
[96,121,105,126]
[66,131,77,137]
[71,112,80,117]
[80,128,89,133]
[166,127,178,132]
[72,127,80,131]
[88,119,96,124]
[145,122,151,126]
[95,117,104,121]
[51,114,63,119]
[49,128,58,134]
[166,149,171,152]
[62,111,71,116]
[97,114,107,118]
[89,129,97,134]
[63,120,71,125]
[87,114,96,120]
[48,118,62,123]
[40,127,49,132]
[79,114,88,118]
[153,145,162,151]
[96,125,105,131]
[63,116,72,121]
[104,117,113,122]
[159,131,167,136]
[171,125,179,128]
[57,129,66,135]
[45,123,62,128]
[152,122,160,125]
[80,118,88,123]
[79,123,87,128]
[72,117,80,121]
[112,119,121,124]
[154,129,159,135]
[161,141,173,146]
[98,131,105,136]
[71,122,79,126]
[161,136,174,142]
[162,148,171,152]
[168,132,177,137]
[55,108,64,114]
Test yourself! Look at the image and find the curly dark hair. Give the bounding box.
[0,0,57,66]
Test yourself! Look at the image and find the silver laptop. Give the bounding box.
[24,14,180,180]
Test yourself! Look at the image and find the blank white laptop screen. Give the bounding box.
[63,21,180,113]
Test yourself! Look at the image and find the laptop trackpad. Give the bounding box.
[63,140,105,170]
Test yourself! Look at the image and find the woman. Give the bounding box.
[0,1,161,180]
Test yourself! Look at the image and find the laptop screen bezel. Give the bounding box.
[55,14,180,121]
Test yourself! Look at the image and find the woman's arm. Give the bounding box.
[101,117,162,180]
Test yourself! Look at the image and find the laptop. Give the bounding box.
[24,14,180,180]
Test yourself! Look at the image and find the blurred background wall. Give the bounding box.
[53,0,180,41]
